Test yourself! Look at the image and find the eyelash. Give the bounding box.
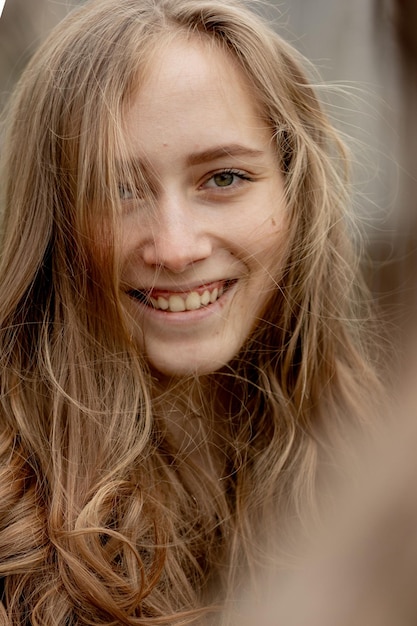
[118,169,253,201]
[202,169,253,190]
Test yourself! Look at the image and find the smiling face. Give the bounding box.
[117,37,288,378]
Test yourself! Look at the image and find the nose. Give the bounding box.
[141,193,212,272]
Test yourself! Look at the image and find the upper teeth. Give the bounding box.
[149,286,223,312]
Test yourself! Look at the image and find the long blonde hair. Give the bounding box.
[0,0,380,623]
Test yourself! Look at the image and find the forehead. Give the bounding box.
[122,36,270,160]
[132,35,255,100]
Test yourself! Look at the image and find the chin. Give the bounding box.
[148,353,234,379]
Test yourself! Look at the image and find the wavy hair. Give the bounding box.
[0,0,380,623]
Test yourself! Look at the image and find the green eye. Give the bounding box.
[202,169,251,191]
[118,183,134,200]
[213,172,235,187]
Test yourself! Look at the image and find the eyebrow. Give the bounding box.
[186,144,266,166]
[115,144,266,178]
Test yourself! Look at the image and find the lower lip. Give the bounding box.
[128,281,237,324]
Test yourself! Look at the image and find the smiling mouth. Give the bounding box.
[127,280,237,312]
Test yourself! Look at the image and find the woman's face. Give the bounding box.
[118,38,288,377]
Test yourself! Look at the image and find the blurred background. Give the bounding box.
[0,0,416,332]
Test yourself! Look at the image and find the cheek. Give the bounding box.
[88,215,140,300]
[113,217,144,279]
[117,211,153,273]
[248,220,289,277]
[85,224,116,286]
[234,186,288,257]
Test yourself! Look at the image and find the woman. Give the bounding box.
[0,0,380,623]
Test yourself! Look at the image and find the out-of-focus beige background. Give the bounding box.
[0,0,416,324]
